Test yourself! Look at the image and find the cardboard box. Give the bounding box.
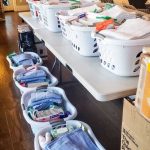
[121,99,150,150]
[135,47,150,121]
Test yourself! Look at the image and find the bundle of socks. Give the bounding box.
[8,52,39,67]
[16,66,51,87]
[27,89,70,122]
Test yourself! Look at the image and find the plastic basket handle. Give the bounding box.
[55,12,60,17]
[36,85,48,91]
[91,32,105,41]
[22,104,26,111]
[49,119,65,127]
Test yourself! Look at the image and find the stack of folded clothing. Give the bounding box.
[58,3,115,27]
[59,4,136,28]
[99,18,150,40]
[8,52,40,67]
[27,90,70,122]
[16,67,51,88]
[38,122,99,150]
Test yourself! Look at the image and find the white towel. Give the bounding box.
[67,4,102,16]
[99,18,150,40]
[89,5,136,23]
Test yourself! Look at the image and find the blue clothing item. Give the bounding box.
[30,91,62,104]
[20,77,46,83]
[16,69,46,82]
[30,98,62,108]
[45,128,99,150]
[12,53,32,63]
[12,53,33,65]
[32,101,57,111]
[18,59,34,67]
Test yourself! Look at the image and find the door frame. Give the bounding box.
[3,0,14,11]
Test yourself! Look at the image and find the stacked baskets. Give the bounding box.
[34,120,105,150]
[6,50,105,150]
[57,3,108,56]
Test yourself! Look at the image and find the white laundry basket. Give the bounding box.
[13,66,58,93]
[92,32,150,76]
[34,120,105,150]
[70,25,99,56]
[6,52,43,71]
[21,87,77,134]
[27,0,39,18]
[42,4,71,32]
[56,3,100,41]
[34,2,44,23]
[57,14,72,40]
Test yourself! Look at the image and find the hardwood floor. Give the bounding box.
[0,12,123,150]
[0,12,34,150]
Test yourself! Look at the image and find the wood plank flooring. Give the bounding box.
[0,12,123,150]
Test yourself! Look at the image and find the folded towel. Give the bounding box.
[12,53,33,64]
[45,128,99,150]
[99,18,150,40]
[29,91,63,106]
[31,91,62,103]
[20,77,46,83]
[16,69,46,82]
[18,59,34,67]
[88,5,136,23]
[67,4,102,16]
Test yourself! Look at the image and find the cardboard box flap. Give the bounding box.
[121,99,150,150]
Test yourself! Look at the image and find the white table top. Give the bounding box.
[19,12,44,30]
[19,12,139,101]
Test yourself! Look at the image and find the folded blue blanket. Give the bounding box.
[20,77,46,83]
[18,59,34,67]
[16,69,46,82]
[30,95,62,107]
[31,101,56,111]
[45,128,99,150]
[31,91,62,103]
[12,53,32,63]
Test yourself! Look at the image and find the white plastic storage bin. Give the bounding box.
[13,66,58,93]
[57,3,103,41]
[42,4,71,32]
[57,14,72,40]
[27,0,39,18]
[6,52,43,71]
[21,87,77,134]
[34,2,44,23]
[34,120,105,150]
[92,32,150,76]
[70,25,99,56]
